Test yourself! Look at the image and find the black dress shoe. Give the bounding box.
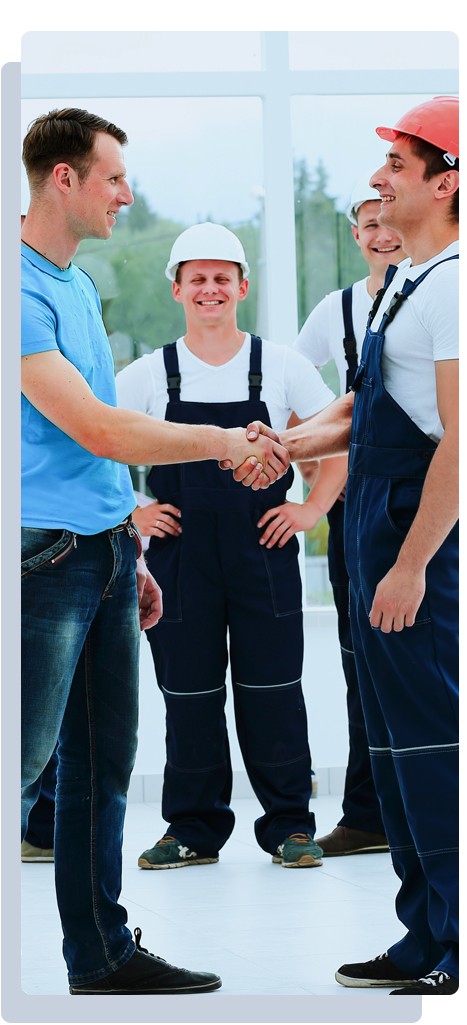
[70,928,222,994]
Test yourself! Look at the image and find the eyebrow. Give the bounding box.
[190,272,232,279]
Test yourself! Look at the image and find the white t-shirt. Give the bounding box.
[116,333,336,433]
[294,276,372,398]
[373,241,458,442]
[294,241,458,442]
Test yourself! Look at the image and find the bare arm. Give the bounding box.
[257,454,348,548]
[21,349,290,480]
[285,411,321,491]
[229,393,353,487]
[369,359,458,632]
[296,458,321,492]
[279,393,354,461]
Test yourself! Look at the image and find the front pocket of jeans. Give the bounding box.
[21,529,76,576]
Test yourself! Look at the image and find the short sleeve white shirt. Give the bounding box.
[372,241,458,441]
[116,333,336,433]
[294,277,373,397]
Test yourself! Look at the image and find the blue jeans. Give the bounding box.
[24,745,57,849]
[21,524,141,984]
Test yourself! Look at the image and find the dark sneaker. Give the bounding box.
[70,927,222,994]
[272,833,323,867]
[138,834,219,870]
[21,841,54,862]
[316,825,388,857]
[335,952,416,988]
[391,971,459,995]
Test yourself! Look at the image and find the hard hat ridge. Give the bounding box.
[165,222,250,280]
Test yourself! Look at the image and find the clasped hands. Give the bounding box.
[220,420,286,490]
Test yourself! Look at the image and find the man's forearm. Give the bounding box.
[279,393,354,462]
[93,406,231,465]
[22,350,267,470]
[303,455,348,519]
[396,430,458,574]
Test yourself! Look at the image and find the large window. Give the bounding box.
[21,31,458,605]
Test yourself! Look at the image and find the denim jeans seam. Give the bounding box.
[85,634,123,973]
[68,939,136,985]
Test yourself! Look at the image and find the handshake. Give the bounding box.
[220,421,289,491]
[218,392,353,489]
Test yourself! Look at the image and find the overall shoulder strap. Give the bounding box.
[380,254,459,330]
[249,334,263,399]
[162,342,181,401]
[341,285,358,391]
[367,263,399,328]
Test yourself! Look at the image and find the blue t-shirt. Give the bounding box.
[21,243,135,533]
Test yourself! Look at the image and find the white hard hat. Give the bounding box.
[346,177,381,225]
[165,222,250,281]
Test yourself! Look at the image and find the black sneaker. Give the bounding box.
[335,951,416,988]
[70,928,222,994]
[390,971,459,995]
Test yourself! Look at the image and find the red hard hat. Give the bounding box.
[376,96,459,160]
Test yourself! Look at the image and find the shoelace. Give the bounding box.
[134,927,192,975]
[134,927,167,963]
[419,971,451,987]
[372,953,389,962]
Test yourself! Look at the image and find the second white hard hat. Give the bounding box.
[165,222,250,281]
[346,177,381,225]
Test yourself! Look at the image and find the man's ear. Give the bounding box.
[52,163,74,195]
[238,278,249,302]
[435,169,459,200]
[172,280,182,303]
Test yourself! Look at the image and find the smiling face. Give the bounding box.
[369,136,442,236]
[67,131,134,242]
[172,260,249,326]
[352,199,406,272]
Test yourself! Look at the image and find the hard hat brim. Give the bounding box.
[165,258,250,281]
[375,126,397,144]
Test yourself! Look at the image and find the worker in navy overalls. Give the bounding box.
[335,98,459,995]
[248,97,459,995]
[116,223,337,870]
[291,178,408,856]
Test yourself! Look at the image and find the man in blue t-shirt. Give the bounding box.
[21,107,290,996]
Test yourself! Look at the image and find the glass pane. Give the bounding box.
[289,31,458,71]
[22,31,263,73]
[21,96,263,225]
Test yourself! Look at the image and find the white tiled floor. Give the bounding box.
[20,793,412,1007]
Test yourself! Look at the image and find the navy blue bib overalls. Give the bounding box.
[345,259,459,978]
[325,285,385,834]
[145,336,316,856]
